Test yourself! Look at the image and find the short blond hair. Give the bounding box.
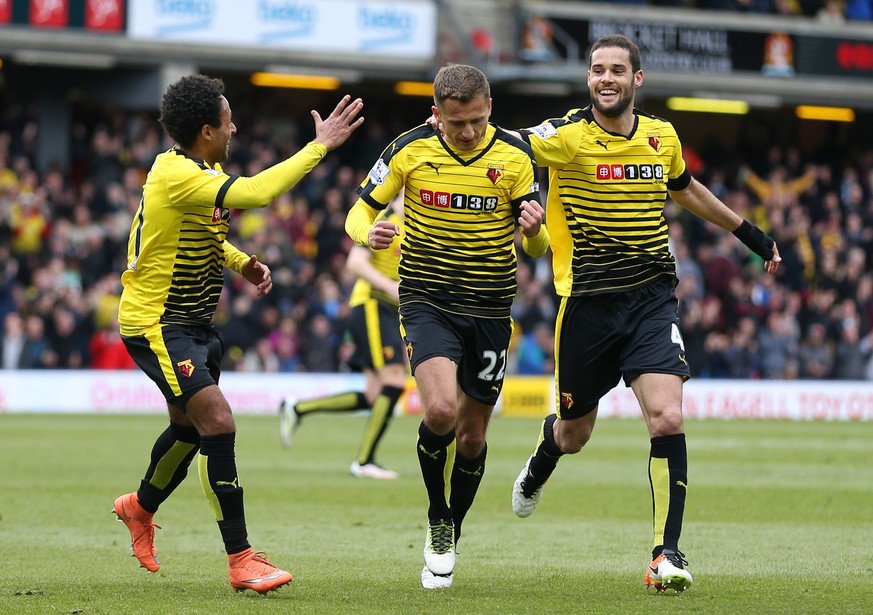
[433,64,491,106]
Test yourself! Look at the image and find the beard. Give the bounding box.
[592,92,633,118]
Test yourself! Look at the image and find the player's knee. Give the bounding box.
[455,430,485,456]
[649,409,684,437]
[555,419,592,454]
[424,398,457,434]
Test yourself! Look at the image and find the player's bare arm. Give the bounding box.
[346,245,400,303]
[240,255,273,296]
[368,219,400,251]
[312,95,365,150]
[669,178,782,275]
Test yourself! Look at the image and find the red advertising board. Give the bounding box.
[29,0,69,28]
[85,0,122,31]
[0,0,12,24]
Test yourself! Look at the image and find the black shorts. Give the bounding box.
[399,301,512,406]
[555,278,690,419]
[346,299,405,372]
[122,323,223,409]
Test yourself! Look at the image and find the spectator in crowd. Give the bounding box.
[832,316,870,379]
[299,312,341,372]
[798,323,834,378]
[269,314,302,372]
[89,326,135,369]
[514,321,556,375]
[47,304,87,368]
[0,245,20,324]
[817,0,846,23]
[680,296,719,378]
[1,311,25,369]
[758,310,799,379]
[855,274,873,333]
[19,314,53,369]
[723,316,763,378]
[512,267,556,336]
[519,14,557,63]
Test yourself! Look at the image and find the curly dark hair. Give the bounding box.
[158,75,225,148]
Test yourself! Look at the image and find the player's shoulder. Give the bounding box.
[383,124,439,160]
[634,108,677,131]
[493,124,535,156]
[157,148,217,175]
[563,106,595,124]
[524,106,594,138]
[634,109,681,144]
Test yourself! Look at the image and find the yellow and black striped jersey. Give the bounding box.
[356,123,540,318]
[521,106,691,297]
[348,205,403,309]
[119,142,326,333]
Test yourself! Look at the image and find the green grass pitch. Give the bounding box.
[1,412,871,614]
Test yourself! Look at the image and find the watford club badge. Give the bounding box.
[177,358,195,378]
[561,391,574,410]
[486,165,504,185]
[648,135,661,152]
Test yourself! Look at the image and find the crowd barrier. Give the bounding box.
[1,370,871,421]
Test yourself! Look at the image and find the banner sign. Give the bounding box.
[1,371,871,421]
[795,36,873,78]
[495,376,873,421]
[0,0,12,23]
[127,0,437,59]
[0,370,366,414]
[29,0,69,28]
[85,0,123,31]
[1,0,124,30]
[548,16,873,80]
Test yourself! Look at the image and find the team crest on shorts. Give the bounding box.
[560,391,574,410]
[177,358,195,378]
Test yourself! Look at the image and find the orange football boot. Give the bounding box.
[228,548,293,594]
[112,492,161,572]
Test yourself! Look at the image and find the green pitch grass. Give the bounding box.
[1,413,871,614]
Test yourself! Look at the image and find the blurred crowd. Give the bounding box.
[1,95,872,381]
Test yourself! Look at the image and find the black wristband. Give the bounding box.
[732,220,775,261]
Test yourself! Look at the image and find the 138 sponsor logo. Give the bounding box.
[596,163,665,182]
[420,190,499,211]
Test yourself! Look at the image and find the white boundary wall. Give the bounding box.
[1,370,872,420]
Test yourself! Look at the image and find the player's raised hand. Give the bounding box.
[312,95,365,150]
[518,199,545,237]
[368,219,400,250]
